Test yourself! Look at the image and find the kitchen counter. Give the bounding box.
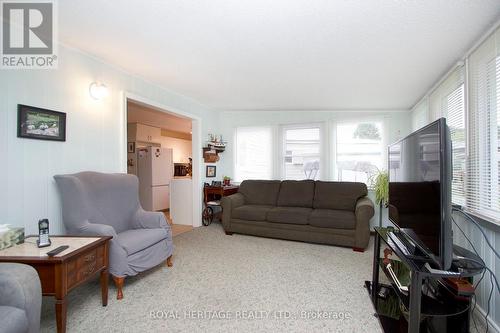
[173,176,192,179]
[170,178,193,226]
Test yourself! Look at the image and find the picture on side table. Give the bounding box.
[17,104,66,141]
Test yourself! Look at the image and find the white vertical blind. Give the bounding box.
[444,83,466,206]
[235,127,273,181]
[467,28,500,222]
[282,125,321,180]
[425,66,466,205]
[411,98,429,131]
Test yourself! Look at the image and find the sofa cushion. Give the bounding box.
[309,209,356,229]
[232,205,274,221]
[239,180,282,206]
[267,207,312,225]
[116,228,169,256]
[313,181,367,211]
[0,306,28,333]
[277,180,315,208]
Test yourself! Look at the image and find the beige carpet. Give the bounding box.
[40,223,381,332]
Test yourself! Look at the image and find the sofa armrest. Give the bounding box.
[221,193,245,230]
[0,263,42,333]
[131,209,169,230]
[354,197,375,249]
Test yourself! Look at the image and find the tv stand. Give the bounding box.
[367,227,485,333]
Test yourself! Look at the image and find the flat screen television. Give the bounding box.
[388,118,453,270]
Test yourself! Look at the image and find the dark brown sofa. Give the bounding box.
[221,180,375,250]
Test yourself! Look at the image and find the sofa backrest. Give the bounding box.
[239,180,282,206]
[277,180,315,207]
[313,181,367,211]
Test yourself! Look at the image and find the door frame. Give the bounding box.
[121,91,202,227]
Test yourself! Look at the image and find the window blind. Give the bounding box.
[235,127,273,181]
[467,27,500,223]
[426,66,466,205]
[411,98,429,131]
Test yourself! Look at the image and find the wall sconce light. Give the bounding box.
[89,81,108,100]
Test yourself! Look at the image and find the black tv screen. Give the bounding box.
[388,118,453,270]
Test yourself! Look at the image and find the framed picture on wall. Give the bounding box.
[206,165,216,178]
[17,104,66,141]
[127,142,135,153]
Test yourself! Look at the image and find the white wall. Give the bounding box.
[0,45,218,235]
[159,136,192,163]
[216,110,412,228]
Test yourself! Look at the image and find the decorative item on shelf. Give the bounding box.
[211,180,222,187]
[223,176,231,186]
[203,133,227,163]
[369,169,389,228]
[207,134,226,152]
[17,104,66,141]
[206,165,216,178]
[0,225,25,251]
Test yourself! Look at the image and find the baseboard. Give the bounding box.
[473,303,500,333]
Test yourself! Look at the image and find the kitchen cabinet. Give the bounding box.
[128,123,161,144]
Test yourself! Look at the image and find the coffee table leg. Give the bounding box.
[55,297,67,333]
[100,268,109,306]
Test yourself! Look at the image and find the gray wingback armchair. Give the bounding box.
[54,171,174,299]
[0,263,42,333]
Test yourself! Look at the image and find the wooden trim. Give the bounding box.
[161,128,191,140]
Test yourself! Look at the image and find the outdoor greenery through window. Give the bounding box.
[336,122,384,184]
[282,125,321,180]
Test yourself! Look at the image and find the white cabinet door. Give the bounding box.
[149,126,161,143]
[135,123,150,142]
[152,185,169,211]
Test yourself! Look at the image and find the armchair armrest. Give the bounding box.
[354,196,375,249]
[131,209,169,230]
[221,193,245,230]
[0,263,42,333]
[78,221,118,238]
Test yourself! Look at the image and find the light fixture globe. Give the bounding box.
[89,82,108,100]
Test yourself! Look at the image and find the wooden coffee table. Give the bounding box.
[0,236,112,333]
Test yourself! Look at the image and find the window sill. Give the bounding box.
[453,209,500,233]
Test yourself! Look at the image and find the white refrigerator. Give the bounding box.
[137,146,173,211]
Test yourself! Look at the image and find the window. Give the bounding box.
[444,83,466,206]
[235,127,273,181]
[428,66,466,205]
[336,122,383,184]
[282,125,321,180]
[411,99,429,131]
[467,29,500,222]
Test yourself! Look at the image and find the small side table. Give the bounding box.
[0,236,111,333]
[202,185,239,225]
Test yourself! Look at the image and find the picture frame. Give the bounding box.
[17,104,66,141]
[127,142,135,153]
[206,165,216,178]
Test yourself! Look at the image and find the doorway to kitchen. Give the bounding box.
[122,92,202,235]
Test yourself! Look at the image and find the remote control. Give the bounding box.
[46,245,69,257]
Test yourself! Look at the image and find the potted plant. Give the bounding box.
[370,170,389,228]
[223,176,231,186]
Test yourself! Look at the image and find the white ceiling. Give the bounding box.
[59,1,500,111]
[127,101,192,134]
